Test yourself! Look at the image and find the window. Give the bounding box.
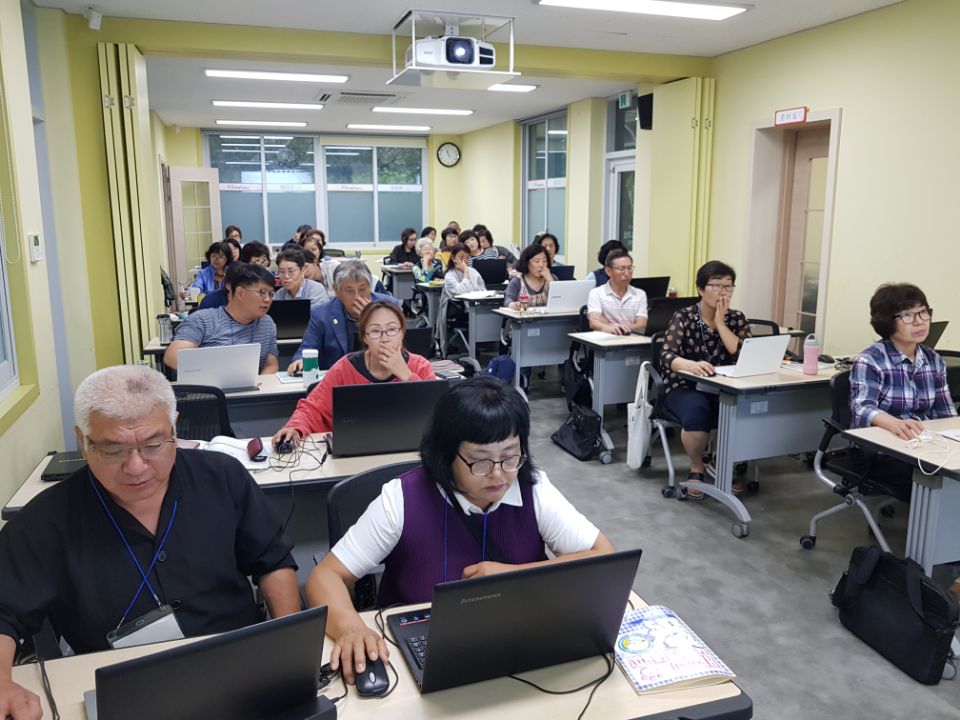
[0,70,21,400]
[607,96,637,153]
[521,113,567,253]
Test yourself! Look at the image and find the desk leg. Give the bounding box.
[906,472,944,576]
[510,320,523,391]
[590,350,606,417]
[468,304,478,359]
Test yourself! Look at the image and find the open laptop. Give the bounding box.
[552,265,576,281]
[176,343,260,391]
[630,275,671,299]
[926,320,948,349]
[327,379,450,456]
[713,334,791,377]
[84,607,328,720]
[640,296,699,336]
[388,548,642,693]
[473,258,508,286]
[540,279,593,313]
[267,298,311,340]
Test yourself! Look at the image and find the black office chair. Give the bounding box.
[173,385,235,441]
[326,460,421,610]
[939,351,960,405]
[322,247,346,258]
[561,305,594,410]
[800,370,910,551]
[746,318,781,336]
[644,332,686,498]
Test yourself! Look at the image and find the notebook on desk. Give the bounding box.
[387,548,642,694]
[267,298,310,340]
[176,344,260,391]
[713,335,790,377]
[40,451,87,481]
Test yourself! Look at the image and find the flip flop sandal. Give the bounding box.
[685,471,706,500]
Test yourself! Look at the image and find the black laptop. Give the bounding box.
[328,379,450,457]
[552,265,576,281]
[641,296,699,336]
[473,258,508,286]
[387,548,642,693]
[41,451,87,481]
[268,299,311,340]
[83,607,329,720]
[351,326,435,358]
[630,275,671,299]
[926,320,948,349]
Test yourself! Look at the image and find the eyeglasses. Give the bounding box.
[277,268,301,277]
[250,257,271,267]
[609,265,634,273]
[87,438,176,464]
[365,326,402,340]
[243,287,275,299]
[457,451,527,477]
[705,283,736,292]
[894,308,932,323]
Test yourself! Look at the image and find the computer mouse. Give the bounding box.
[355,657,389,697]
[818,353,835,364]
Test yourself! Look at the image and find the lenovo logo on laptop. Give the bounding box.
[460,592,502,605]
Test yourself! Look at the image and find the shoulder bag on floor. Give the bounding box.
[551,404,603,461]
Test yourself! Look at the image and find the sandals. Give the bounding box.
[685,471,706,500]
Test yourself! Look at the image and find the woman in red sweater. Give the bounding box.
[273,301,436,447]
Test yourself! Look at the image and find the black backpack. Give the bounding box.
[560,349,592,410]
[551,404,603,461]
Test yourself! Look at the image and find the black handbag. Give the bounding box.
[551,404,603,461]
[831,546,959,684]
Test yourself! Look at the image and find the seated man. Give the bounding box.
[0,366,300,717]
[586,250,648,335]
[273,247,331,308]
[288,260,398,373]
[164,263,279,373]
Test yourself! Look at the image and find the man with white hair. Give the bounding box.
[288,259,399,373]
[0,365,300,720]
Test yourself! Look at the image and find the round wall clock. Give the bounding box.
[437,142,461,167]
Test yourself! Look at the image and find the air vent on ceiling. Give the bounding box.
[316,92,333,103]
[334,91,401,105]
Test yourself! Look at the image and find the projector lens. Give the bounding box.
[445,38,474,65]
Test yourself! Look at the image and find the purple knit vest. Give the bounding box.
[377,466,548,607]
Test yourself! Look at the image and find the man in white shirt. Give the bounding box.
[273,247,331,308]
[585,250,648,335]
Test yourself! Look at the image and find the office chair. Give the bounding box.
[746,318,780,336]
[561,305,594,410]
[938,351,960,405]
[321,247,346,258]
[172,385,235,441]
[326,460,421,610]
[644,332,684,498]
[800,370,909,551]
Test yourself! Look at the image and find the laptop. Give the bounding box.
[641,296,699,336]
[176,344,260,391]
[552,265,576,281]
[267,299,311,340]
[713,334,791,377]
[630,275,671,299]
[926,320,948,349]
[351,326,435,358]
[83,607,328,720]
[387,548,642,694]
[327,379,450,456]
[41,451,87,481]
[473,258,508,286]
[540,280,593,313]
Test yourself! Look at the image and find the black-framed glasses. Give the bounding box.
[243,286,276,299]
[365,326,402,340]
[456,451,527,477]
[893,308,932,323]
[87,437,176,464]
[705,283,736,292]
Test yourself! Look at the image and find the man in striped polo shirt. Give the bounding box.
[585,250,648,335]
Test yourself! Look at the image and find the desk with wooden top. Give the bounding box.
[495,307,582,392]
[381,264,416,301]
[11,594,752,720]
[678,366,839,538]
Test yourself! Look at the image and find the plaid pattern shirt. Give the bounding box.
[849,339,956,428]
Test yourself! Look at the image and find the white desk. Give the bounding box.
[381,265,416,301]
[677,367,838,538]
[495,307,582,392]
[416,282,443,337]
[11,594,752,720]
[216,373,309,438]
[457,292,506,359]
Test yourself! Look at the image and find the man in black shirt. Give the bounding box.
[0,365,300,719]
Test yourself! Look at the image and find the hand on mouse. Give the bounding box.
[330,621,389,685]
[271,427,302,451]
[685,359,716,377]
[875,414,926,441]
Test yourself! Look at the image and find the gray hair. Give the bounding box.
[332,259,373,290]
[74,365,177,438]
[415,237,435,257]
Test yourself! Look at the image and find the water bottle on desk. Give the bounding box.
[302,348,320,386]
[517,289,530,315]
[803,334,820,375]
[157,314,173,344]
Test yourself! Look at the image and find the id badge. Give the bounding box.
[107,604,185,649]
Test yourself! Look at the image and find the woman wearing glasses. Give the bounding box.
[850,283,955,439]
[272,301,436,443]
[659,260,751,498]
[305,376,614,683]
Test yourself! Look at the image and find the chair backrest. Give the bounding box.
[829,369,853,429]
[327,461,422,547]
[577,304,590,332]
[172,384,235,441]
[747,318,781,336]
[322,247,346,258]
[650,331,666,374]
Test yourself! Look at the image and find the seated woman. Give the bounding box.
[421,226,437,243]
[189,241,231,295]
[239,241,272,269]
[412,236,443,283]
[273,247,331,308]
[388,227,420,266]
[443,243,486,298]
[273,302,435,444]
[659,260,750,498]
[223,237,242,263]
[535,232,564,267]
[306,376,614,681]
[472,230,500,264]
[850,283,955,440]
[504,243,552,310]
[586,240,627,286]
[437,226,459,268]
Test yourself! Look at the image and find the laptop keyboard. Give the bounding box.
[405,634,429,669]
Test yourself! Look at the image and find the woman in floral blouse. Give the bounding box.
[659,261,751,497]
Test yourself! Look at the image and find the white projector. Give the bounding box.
[405,36,496,69]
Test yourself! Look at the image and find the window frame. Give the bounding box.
[519,110,567,254]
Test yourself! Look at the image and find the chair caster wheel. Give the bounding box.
[880,505,895,518]
[599,452,613,465]
[677,487,688,502]
[732,522,749,538]
[661,486,675,499]
[800,535,816,550]
[746,480,760,494]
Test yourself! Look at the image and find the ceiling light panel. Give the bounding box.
[488,83,538,93]
[371,106,473,116]
[212,100,325,110]
[205,69,349,83]
[537,0,750,21]
[347,123,431,132]
[216,120,308,127]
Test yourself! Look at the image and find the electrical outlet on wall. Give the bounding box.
[28,233,43,263]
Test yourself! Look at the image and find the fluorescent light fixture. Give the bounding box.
[225,162,262,165]
[205,69,348,83]
[372,106,473,117]
[216,120,307,127]
[212,100,324,110]
[218,135,259,139]
[325,152,361,156]
[346,123,431,132]
[220,143,260,147]
[221,149,261,153]
[488,83,538,93]
[263,135,294,140]
[537,0,749,21]
[547,130,568,135]
[327,146,370,151]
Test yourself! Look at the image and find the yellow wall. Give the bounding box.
[709,0,959,352]
[457,122,519,247]
[163,125,202,168]
[0,0,66,506]
[427,134,466,229]
[566,98,607,277]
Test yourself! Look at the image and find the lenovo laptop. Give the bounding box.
[84,607,329,720]
[630,275,671,299]
[473,258,508,286]
[388,548,642,693]
[640,296,699,336]
[540,280,593,313]
[713,334,791,377]
[176,344,260,391]
[327,379,450,456]
[267,299,311,340]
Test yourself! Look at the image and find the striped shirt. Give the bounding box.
[586,283,648,328]
[468,248,499,265]
[849,339,956,428]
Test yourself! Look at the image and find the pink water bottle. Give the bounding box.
[803,334,819,375]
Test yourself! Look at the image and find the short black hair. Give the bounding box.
[420,376,536,500]
[296,224,313,236]
[695,260,737,290]
[301,248,317,265]
[597,240,627,266]
[205,241,231,263]
[224,237,242,253]
[276,247,306,268]
[459,230,476,244]
[515,243,550,275]
[421,226,436,237]
[225,262,274,293]
[441,227,459,241]
[446,243,470,271]
[869,283,930,338]
[401,227,417,243]
[604,249,632,268]
[224,225,242,239]
[536,232,558,250]
[239,241,270,264]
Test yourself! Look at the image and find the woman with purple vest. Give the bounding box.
[306,376,614,683]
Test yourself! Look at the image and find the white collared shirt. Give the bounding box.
[586,282,648,327]
[332,471,600,580]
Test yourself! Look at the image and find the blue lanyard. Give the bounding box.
[87,471,179,628]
